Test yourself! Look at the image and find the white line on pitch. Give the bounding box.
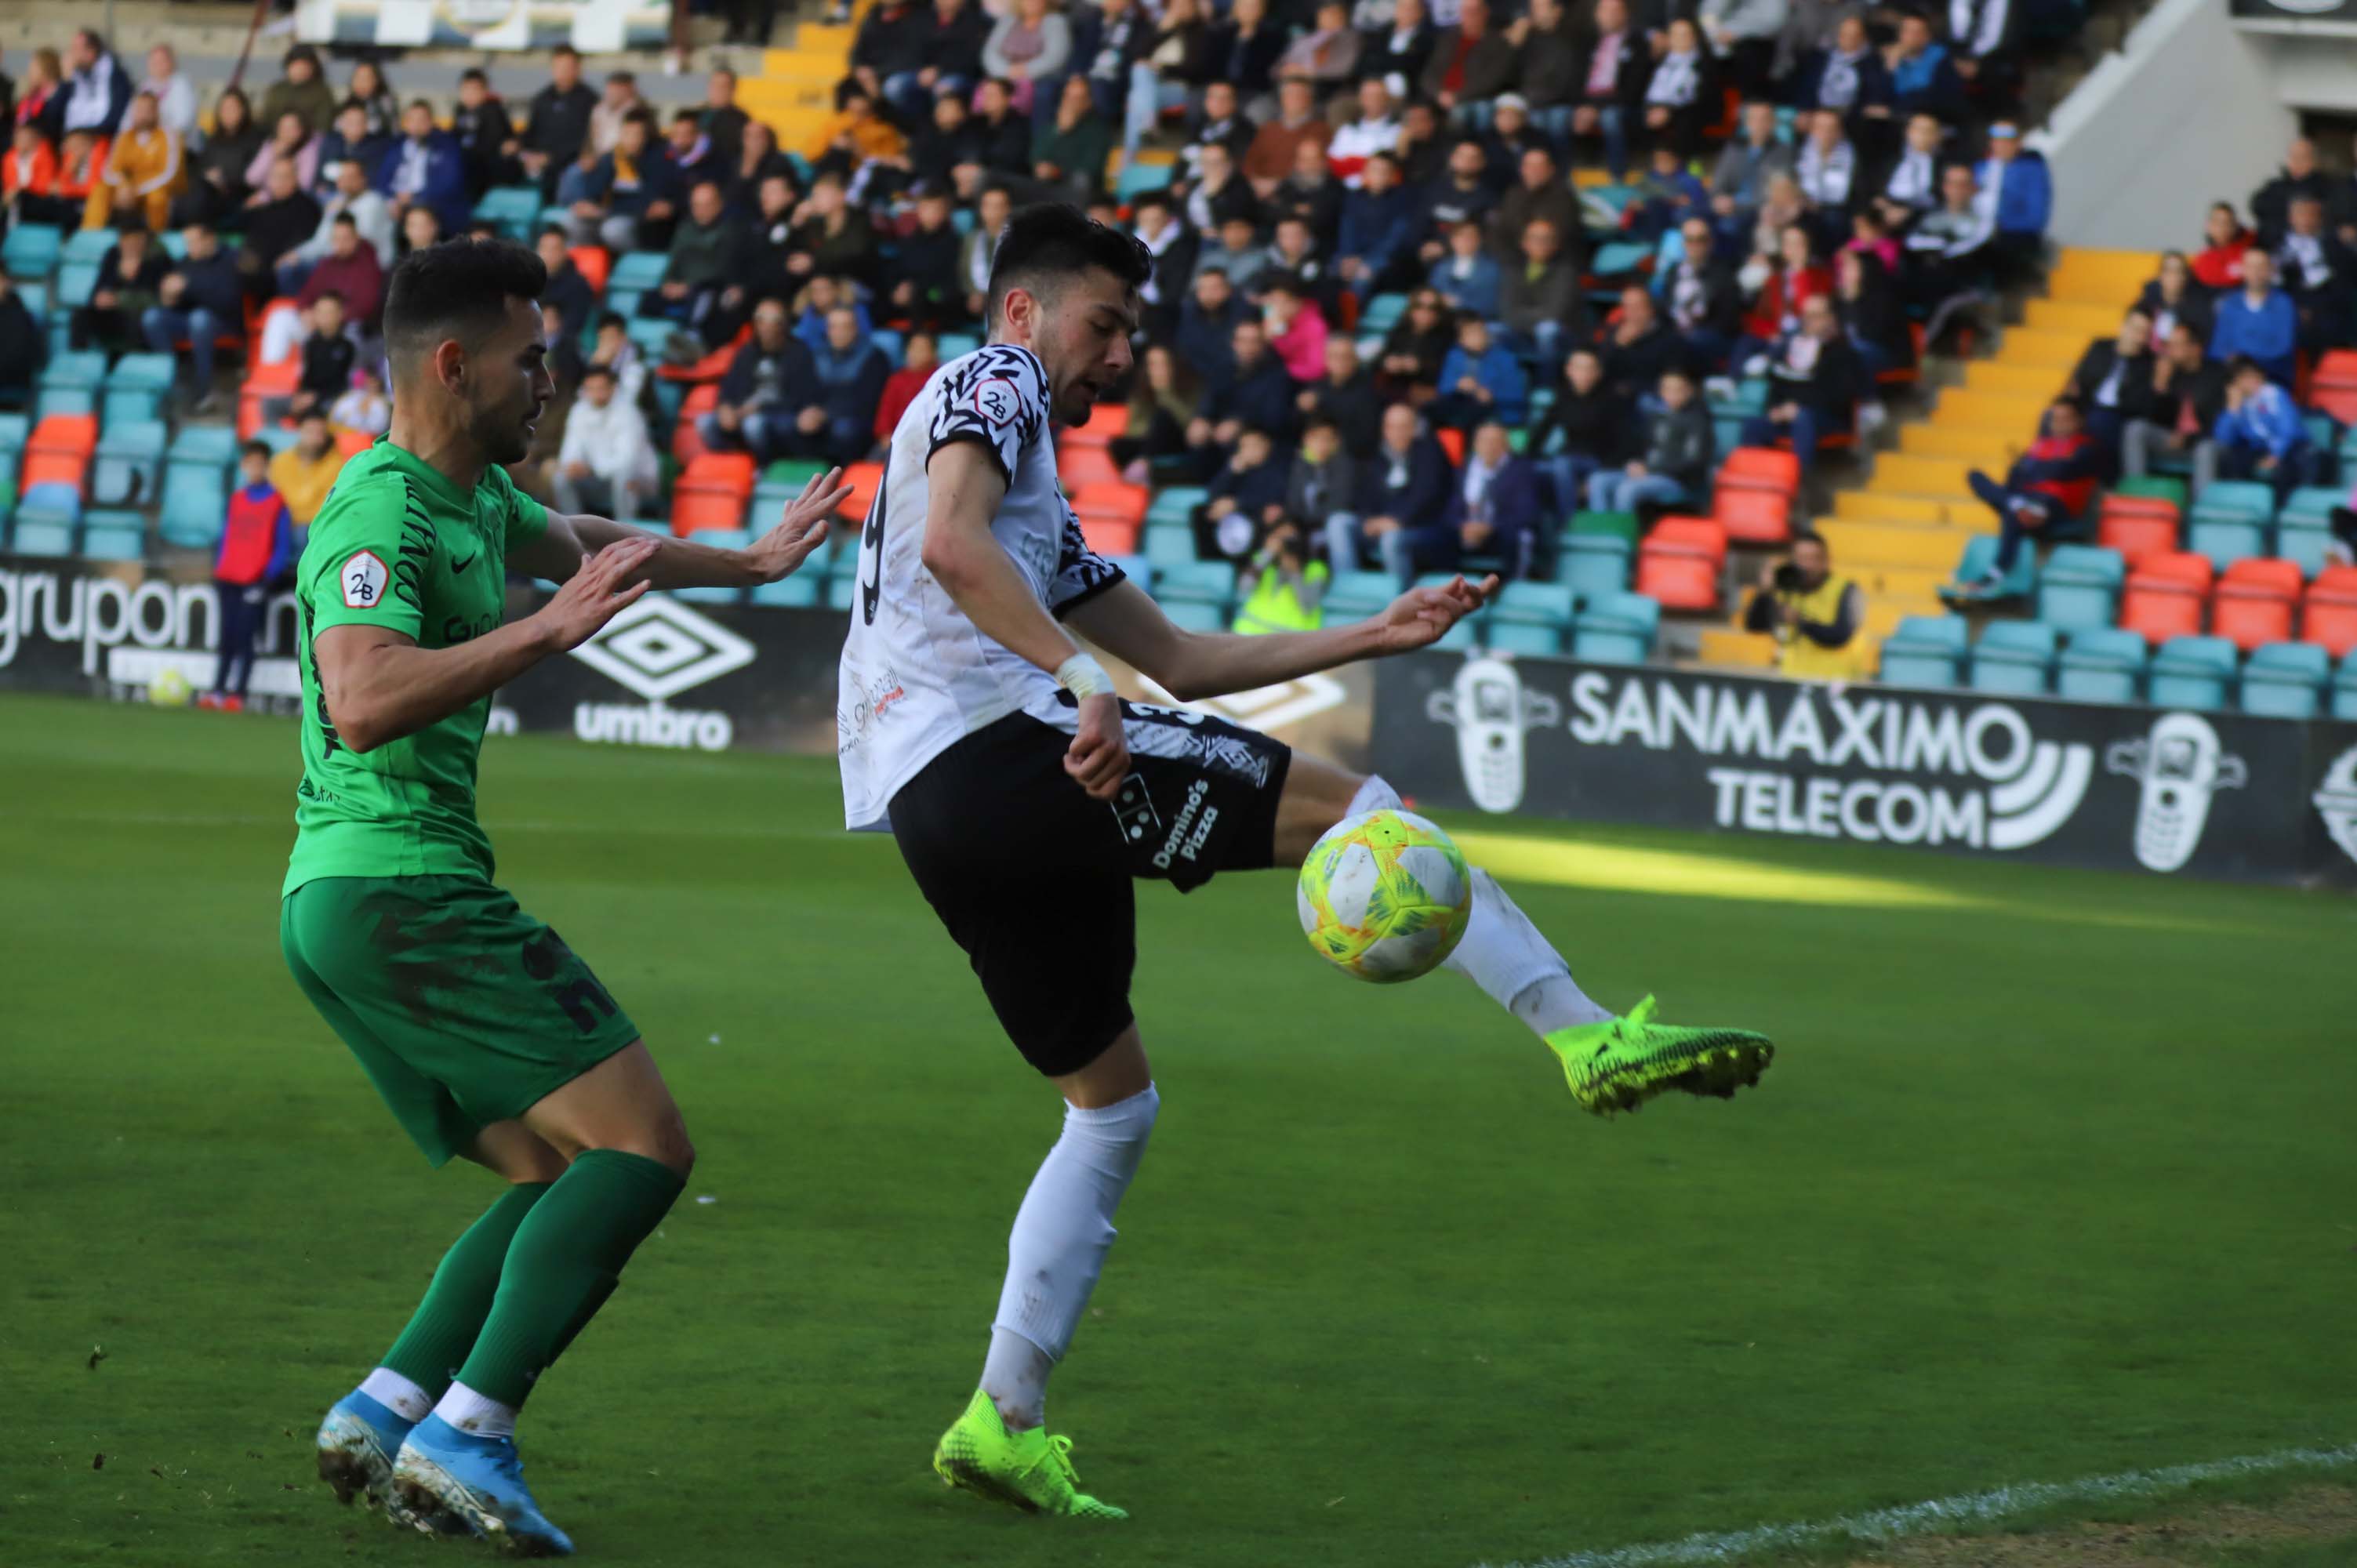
[1473,1442,2357,1568]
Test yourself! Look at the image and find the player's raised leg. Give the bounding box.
[316,1121,566,1519]
[933,1028,1150,1521]
[1273,753,1774,1115]
[391,1043,692,1555]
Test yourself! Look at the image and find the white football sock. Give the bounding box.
[984,1084,1160,1431]
[432,1380,518,1440]
[359,1367,434,1424]
[1349,775,1612,1036]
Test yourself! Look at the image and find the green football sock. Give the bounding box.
[454,1149,685,1408]
[381,1181,552,1396]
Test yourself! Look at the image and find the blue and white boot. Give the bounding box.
[315,1391,415,1512]
[391,1414,576,1557]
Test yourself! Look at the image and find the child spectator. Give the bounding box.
[330,365,390,438]
[2212,354,2318,504]
[1433,313,1529,430]
[201,440,296,714]
[1589,368,1713,514]
[269,411,351,527]
[288,292,358,421]
[1261,275,1329,383]
[1199,426,1291,558]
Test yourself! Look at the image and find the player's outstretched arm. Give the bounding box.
[1063,573,1499,702]
[515,468,852,590]
[315,537,658,753]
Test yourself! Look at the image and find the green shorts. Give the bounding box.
[281,875,641,1167]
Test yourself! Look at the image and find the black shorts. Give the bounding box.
[890,700,1293,1077]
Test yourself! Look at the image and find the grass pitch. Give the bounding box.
[5,691,2352,1567]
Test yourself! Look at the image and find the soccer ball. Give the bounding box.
[1297,809,1473,983]
[148,668,193,708]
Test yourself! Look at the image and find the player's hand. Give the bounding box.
[1064,692,1129,800]
[536,538,659,651]
[744,466,852,582]
[1371,573,1498,653]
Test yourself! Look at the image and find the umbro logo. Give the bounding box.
[570,596,756,701]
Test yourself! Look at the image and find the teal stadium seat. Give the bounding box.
[53,261,97,310]
[1490,580,1577,630]
[749,574,819,608]
[1106,554,1152,590]
[3,222,63,280]
[1357,293,1409,333]
[1142,524,1197,569]
[1559,533,1632,598]
[2333,655,2357,720]
[1877,613,1967,688]
[2034,543,2125,630]
[1321,570,1397,622]
[1115,163,1171,202]
[2239,641,2330,717]
[78,509,146,560]
[2055,626,2147,703]
[474,186,544,241]
[1486,621,1563,655]
[160,426,240,549]
[608,249,671,294]
[1967,619,2057,695]
[2147,634,2238,710]
[61,227,114,265]
[825,575,859,612]
[1154,560,1236,608]
[936,332,982,360]
[1160,598,1226,632]
[672,585,743,604]
[1948,532,2036,601]
[1146,486,1207,529]
[93,419,167,507]
[1570,590,1659,663]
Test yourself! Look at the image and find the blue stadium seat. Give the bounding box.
[1142,524,1198,569]
[1967,619,2057,695]
[1560,533,1632,598]
[61,227,114,266]
[2186,517,2267,572]
[2055,626,2147,704]
[2147,634,2238,710]
[750,574,820,608]
[1878,614,1967,688]
[1948,533,2036,601]
[1569,590,1659,663]
[937,332,982,360]
[1486,621,1563,655]
[3,222,63,280]
[2239,641,2330,717]
[1322,570,1396,622]
[1160,598,1226,632]
[1145,486,1207,528]
[474,185,544,241]
[53,261,98,310]
[2333,655,2357,721]
[2034,543,2125,631]
[1154,560,1236,607]
[93,419,167,508]
[826,575,860,612]
[79,509,146,560]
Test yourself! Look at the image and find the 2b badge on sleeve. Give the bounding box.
[342,550,390,610]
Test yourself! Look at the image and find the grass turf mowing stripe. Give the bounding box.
[1476,1443,2357,1568]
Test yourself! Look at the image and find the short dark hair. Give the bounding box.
[298,407,330,426]
[460,67,488,85]
[242,439,272,463]
[332,212,358,230]
[1792,528,1828,555]
[538,223,568,244]
[985,202,1150,330]
[313,289,345,308]
[383,238,548,371]
[405,97,434,115]
[552,42,579,59]
[1302,414,1339,438]
[597,310,626,332]
[2225,354,2265,380]
[582,361,616,382]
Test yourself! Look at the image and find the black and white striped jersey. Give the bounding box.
[837,343,1128,830]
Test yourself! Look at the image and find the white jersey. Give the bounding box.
[837,343,1128,830]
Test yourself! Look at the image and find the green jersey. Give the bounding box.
[283,438,550,896]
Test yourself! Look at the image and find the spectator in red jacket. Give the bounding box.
[2190,201,2254,291]
[1957,397,2101,595]
[296,211,385,329]
[200,440,296,713]
[873,328,939,444]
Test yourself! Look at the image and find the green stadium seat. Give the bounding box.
[1560,533,1632,597]
[2055,626,2146,703]
[764,458,831,487]
[79,509,146,560]
[2147,634,2238,710]
[1967,619,2058,695]
[1568,509,1640,546]
[2034,543,2124,630]
[1878,614,1967,688]
[1569,590,1659,663]
[2239,641,2329,717]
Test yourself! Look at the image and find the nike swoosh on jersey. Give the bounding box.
[449,551,478,575]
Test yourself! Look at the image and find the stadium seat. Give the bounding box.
[1486,621,1563,655]
[1160,599,1227,633]
[1115,162,1172,202]
[2302,566,2357,658]
[1967,620,2058,695]
[670,489,746,536]
[61,227,112,266]
[23,413,96,493]
[1877,614,1967,688]
[1636,517,1723,610]
[2188,478,2273,525]
[1567,509,1640,546]
[837,461,884,522]
[92,419,166,508]
[673,584,744,604]
[1434,426,1465,467]
[1155,560,1236,608]
[608,249,672,296]
[8,510,74,556]
[1712,486,1790,546]
[79,509,145,560]
[2239,641,2330,717]
[1947,533,2036,602]
[2095,494,2180,564]
[825,574,859,612]
[749,574,821,608]
[566,244,611,297]
[1079,517,1140,555]
[2146,635,2239,710]
[1716,446,1802,499]
[1357,292,1410,334]
[1491,580,1577,630]
[2210,557,2302,652]
[474,185,543,241]
[2275,515,2334,579]
[1069,479,1148,526]
[37,350,107,419]
[2334,655,2357,720]
[2055,626,2148,703]
[2276,486,2341,531]
[1322,571,1397,622]
[1146,485,1208,529]
[102,351,178,427]
[1560,533,1632,598]
[3,222,62,280]
[936,332,982,359]
[1142,524,1197,569]
[2034,543,2125,631]
[2117,550,2212,645]
[2185,515,2267,572]
[53,260,97,310]
[1106,554,1152,590]
[1063,403,1128,450]
[1569,590,1660,664]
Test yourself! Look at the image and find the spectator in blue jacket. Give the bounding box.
[808,304,891,465]
[570,109,683,252]
[1326,401,1455,576]
[1335,151,1416,303]
[1188,318,1298,459]
[1426,220,1502,321]
[1396,420,1544,584]
[376,100,471,241]
[1176,267,1248,396]
[2209,249,2301,387]
[141,221,245,410]
[2212,354,2318,504]
[1433,312,1529,430]
[1885,13,1967,124]
[1974,123,2051,283]
[315,100,394,199]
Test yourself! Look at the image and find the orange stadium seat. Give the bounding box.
[2118,550,2211,645]
[1712,486,1790,545]
[1434,426,1466,466]
[2097,495,2181,564]
[670,488,747,537]
[1636,516,1725,609]
[23,413,97,491]
[2311,349,2357,388]
[672,383,720,466]
[568,244,611,297]
[2308,385,2357,428]
[1078,517,1140,555]
[1069,480,1149,525]
[1716,446,1800,499]
[1063,403,1128,449]
[837,460,884,521]
[2211,557,2301,652]
[2303,567,2357,658]
[679,449,757,498]
[1056,444,1123,490]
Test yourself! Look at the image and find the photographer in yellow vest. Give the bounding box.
[1741,531,1865,680]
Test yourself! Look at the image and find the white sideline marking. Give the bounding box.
[1475,1443,2357,1568]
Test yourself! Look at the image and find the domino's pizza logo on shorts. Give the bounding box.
[342,550,389,609]
[970,377,1019,426]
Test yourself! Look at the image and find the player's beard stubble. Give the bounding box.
[471,387,543,467]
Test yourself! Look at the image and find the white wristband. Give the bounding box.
[1055,653,1116,699]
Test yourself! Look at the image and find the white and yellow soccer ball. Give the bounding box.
[148,667,193,707]
[1297,808,1473,983]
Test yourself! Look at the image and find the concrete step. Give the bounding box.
[1993,327,2094,369]
[1833,491,1948,524]
[2024,298,2123,337]
[1900,424,2020,464]
[1963,360,2069,398]
[1865,454,1976,499]
[1695,628,1777,668]
[1814,518,1975,568]
[1934,388,2052,432]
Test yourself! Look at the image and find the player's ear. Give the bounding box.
[433,337,468,394]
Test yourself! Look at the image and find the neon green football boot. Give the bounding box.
[931,1389,1128,1520]
[1547,996,1774,1117]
